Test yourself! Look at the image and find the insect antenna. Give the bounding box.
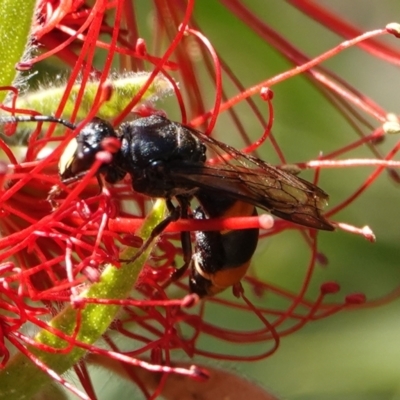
[0,114,77,130]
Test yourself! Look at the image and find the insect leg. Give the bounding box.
[120,196,191,264]
[168,198,193,282]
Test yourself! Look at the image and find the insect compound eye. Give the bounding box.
[59,117,119,181]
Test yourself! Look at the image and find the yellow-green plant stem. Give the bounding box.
[2,73,174,142]
[14,73,173,122]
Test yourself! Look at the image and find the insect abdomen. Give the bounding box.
[189,195,259,297]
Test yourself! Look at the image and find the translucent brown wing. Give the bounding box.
[171,127,334,231]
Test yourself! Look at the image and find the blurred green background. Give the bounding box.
[191,2,400,400]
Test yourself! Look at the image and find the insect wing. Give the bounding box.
[171,128,334,231]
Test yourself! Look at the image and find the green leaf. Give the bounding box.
[0,0,37,102]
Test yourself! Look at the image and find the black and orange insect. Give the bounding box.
[1,114,334,296]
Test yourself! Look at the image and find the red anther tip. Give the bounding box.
[189,365,209,381]
[181,294,199,308]
[95,150,113,164]
[259,214,274,230]
[361,226,376,242]
[370,134,385,145]
[135,38,147,55]
[70,296,84,308]
[345,293,367,304]
[15,62,32,71]
[388,169,400,183]
[320,281,340,294]
[3,122,17,136]
[134,104,166,118]
[101,137,121,153]
[316,252,329,266]
[260,87,274,101]
[386,23,400,38]
[100,81,113,102]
